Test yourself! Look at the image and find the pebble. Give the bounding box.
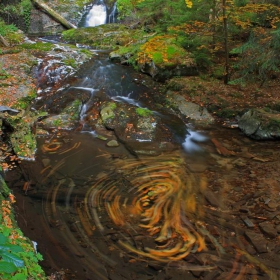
[241,216,254,228]
[106,140,119,147]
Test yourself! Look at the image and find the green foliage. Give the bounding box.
[152,52,163,64]
[0,233,24,273]
[136,0,191,32]
[234,0,249,7]
[177,35,212,69]
[0,20,18,37]
[136,107,153,117]
[116,0,135,20]
[0,0,32,32]
[230,27,280,86]
[0,63,11,80]
[14,91,36,110]
[0,224,45,279]
[20,0,32,31]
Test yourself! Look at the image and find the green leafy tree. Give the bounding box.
[230,26,280,86]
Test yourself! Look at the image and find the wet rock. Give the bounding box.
[41,99,82,130]
[259,221,278,238]
[276,225,280,233]
[97,100,181,155]
[238,108,280,140]
[106,140,119,147]
[245,231,268,253]
[139,59,198,82]
[0,106,19,115]
[100,105,116,123]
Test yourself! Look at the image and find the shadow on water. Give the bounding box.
[5,46,280,279]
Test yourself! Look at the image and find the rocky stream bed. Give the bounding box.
[0,37,280,280]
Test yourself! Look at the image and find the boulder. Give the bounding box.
[165,91,214,124]
[98,101,180,155]
[238,108,280,140]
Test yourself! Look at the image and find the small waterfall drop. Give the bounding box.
[85,0,107,27]
[108,2,118,23]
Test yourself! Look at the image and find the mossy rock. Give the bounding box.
[62,24,144,49]
[238,108,280,140]
[137,35,198,81]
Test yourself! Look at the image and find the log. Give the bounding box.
[31,0,77,30]
[0,35,9,47]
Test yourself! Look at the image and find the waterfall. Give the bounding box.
[85,0,107,27]
[108,2,118,24]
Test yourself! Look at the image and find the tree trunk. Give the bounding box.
[0,35,9,47]
[222,0,229,84]
[31,0,77,29]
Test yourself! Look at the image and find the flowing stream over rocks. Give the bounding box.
[5,41,280,280]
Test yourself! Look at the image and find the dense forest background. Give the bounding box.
[115,0,280,85]
[0,0,280,86]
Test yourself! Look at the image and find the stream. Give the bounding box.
[4,12,280,280]
[5,49,280,280]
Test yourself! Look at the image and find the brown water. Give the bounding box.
[7,125,280,280]
[6,49,280,280]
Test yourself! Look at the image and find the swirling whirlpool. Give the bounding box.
[41,137,212,264]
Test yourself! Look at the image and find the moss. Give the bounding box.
[53,118,63,127]
[137,35,192,68]
[105,102,117,110]
[136,107,153,117]
[13,91,37,110]
[62,99,82,120]
[19,41,53,52]
[62,58,77,68]
[62,24,145,49]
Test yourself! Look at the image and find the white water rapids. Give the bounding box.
[85,3,107,27]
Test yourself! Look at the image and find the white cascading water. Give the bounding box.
[108,2,117,23]
[85,2,107,27]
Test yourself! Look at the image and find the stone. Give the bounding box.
[106,140,119,147]
[267,201,278,209]
[245,231,267,253]
[238,108,280,140]
[241,216,254,228]
[259,221,278,238]
[204,190,223,208]
[165,92,214,124]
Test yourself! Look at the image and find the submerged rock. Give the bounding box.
[238,108,280,140]
[41,99,82,130]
